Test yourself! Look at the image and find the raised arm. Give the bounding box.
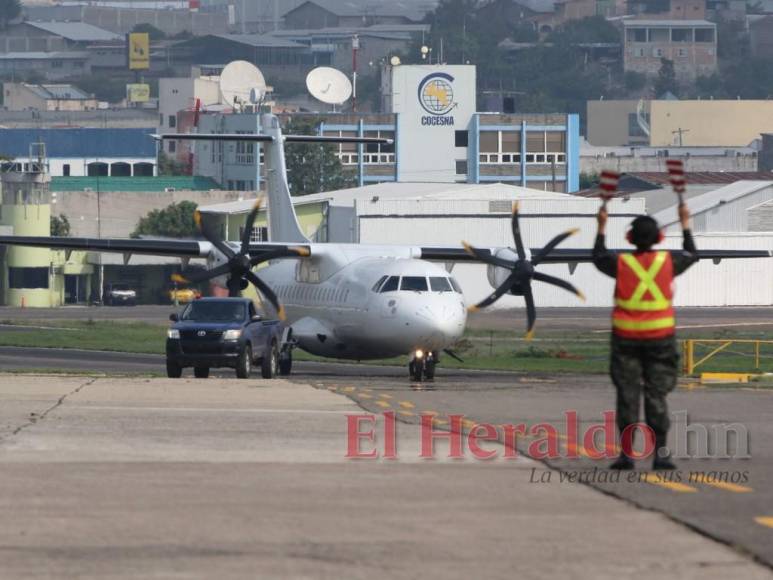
[593,204,617,278]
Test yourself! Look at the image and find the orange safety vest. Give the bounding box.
[612,250,676,340]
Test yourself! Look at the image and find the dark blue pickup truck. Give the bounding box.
[166,297,288,379]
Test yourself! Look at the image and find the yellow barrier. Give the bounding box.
[682,339,773,375]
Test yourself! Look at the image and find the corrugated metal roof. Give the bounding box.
[623,19,715,26]
[25,21,122,42]
[0,51,90,60]
[0,128,157,158]
[207,34,306,49]
[22,84,91,100]
[51,176,222,193]
[651,181,773,225]
[282,0,435,21]
[201,182,571,214]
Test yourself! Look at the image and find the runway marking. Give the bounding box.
[375,400,392,409]
[379,393,393,400]
[702,481,753,493]
[398,401,415,409]
[68,406,352,415]
[641,473,698,493]
[399,410,415,417]
[432,418,448,426]
[461,419,477,430]
[357,393,373,399]
[423,410,439,416]
[755,517,773,529]
[341,386,356,393]
[361,388,372,393]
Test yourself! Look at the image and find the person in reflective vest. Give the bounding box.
[594,202,697,470]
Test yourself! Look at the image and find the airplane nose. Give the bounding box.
[413,300,467,347]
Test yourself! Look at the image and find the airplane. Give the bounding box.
[1,113,770,381]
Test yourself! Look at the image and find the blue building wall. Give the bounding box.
[0,128,157,158]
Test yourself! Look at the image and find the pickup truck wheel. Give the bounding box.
[194,367,210,379]
[166,360,183,378]
[278,352,292,376]
[236,344,252,379]
[262,342,278,379]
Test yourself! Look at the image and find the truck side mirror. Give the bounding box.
[169,313,179,322]
[251,314,263,322]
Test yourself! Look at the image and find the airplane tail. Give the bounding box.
[260,114,308,243]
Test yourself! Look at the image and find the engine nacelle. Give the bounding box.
[486,248,518,289]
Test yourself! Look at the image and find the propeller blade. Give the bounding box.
[533,271,586,301]
[468,273,518,312]
[250,245,311,266]
[195,209,235,259]
[240,197,264,255]
[523,282,537,341]
[511,201,526,261]
[245,270,286,321]
[461,241,516,269]
[531,228,579,266]
[171,263,231,285]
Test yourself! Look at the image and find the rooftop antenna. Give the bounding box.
[219,60,267,112]
[306,66,353,112]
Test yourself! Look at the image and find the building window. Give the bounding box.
[455,160,467,175]
[695,28,715,43]
[168,141,176,153]
[9,267,49,289]
[168,115,176,128]
[240,226,268,243]
[672,28,692,42]
[628,113,649,138]
[324,129,395,165]
[479,130,527,164]
[63,164,70,176]
[455,130,468,147]
[628,28,647,42]
[51,60,63,68]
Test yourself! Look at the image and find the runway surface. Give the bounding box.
[0,374,770,579]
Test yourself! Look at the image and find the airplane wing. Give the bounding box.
[418,247,773,264]
[0,235,311,260]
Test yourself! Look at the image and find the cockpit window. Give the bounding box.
[449,277,463,294]
[429,277,452,292]
[380,276,400,293]
[372,275,388,292]
[400,276,428,292]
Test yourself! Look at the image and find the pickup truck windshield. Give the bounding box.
[181,301,246,322]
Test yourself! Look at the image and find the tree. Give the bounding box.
[131,23,166,40]
[283,118,356,196]
[0,0,21,30]
[158,152,190,176]
[654,58,678,97]
[50,214,71,237]
[132,201,198,239]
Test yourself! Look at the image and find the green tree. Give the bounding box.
[131,23,166,40]
[0,0,21,30]
[654,58,678,97]
[50,214,71,237]
[158,152,190,176]
[132,201,198,239]
[283,118,356,196]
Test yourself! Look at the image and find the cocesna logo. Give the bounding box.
[418,72,456,116]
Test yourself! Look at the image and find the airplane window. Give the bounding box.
[372,275,388,292]
[380,276,400,293]
[449,278,463,293]
[429,277,452,292]
[401,276,428,292]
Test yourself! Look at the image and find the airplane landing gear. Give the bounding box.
[409,349,436,382]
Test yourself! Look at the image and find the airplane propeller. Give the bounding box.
[462,202,585,339]
[171,198,309,321]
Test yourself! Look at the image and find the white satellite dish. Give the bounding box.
[219,60,267,108]
[306,67,353,106]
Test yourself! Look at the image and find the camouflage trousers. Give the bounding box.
[610,335,679,443]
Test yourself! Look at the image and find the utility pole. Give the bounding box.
[352,35,359,112]
[672,127,690,147]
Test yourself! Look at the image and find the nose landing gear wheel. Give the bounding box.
[409,352,437,382]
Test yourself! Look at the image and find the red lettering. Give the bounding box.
[528,423,560,459]
[420,414,464,459]
[621,423,656,459]
[468,423,499,460]
[383,411,397,460]
[502,423,526,459]
[565,410,579,459]
[583,410,617,459]
[346,414,378,459]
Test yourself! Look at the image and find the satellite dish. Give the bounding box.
[306,67,352,106]
[219,60,266,108]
